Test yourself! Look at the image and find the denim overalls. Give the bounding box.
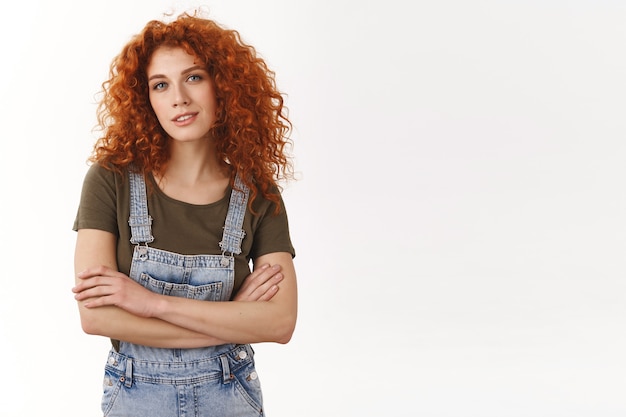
[100,171,264,416]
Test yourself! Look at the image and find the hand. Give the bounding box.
[233,264,284,302]
[73,265,160,318]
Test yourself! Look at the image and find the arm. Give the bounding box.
[76,234,298,344]
[74,229,285,347]
[153,251,297,344]
[74,228,224,348]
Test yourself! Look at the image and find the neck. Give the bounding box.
[164,139,228,184]
[152,139,232,205]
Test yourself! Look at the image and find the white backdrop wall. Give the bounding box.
[0,0,624,415]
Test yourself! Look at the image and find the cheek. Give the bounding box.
[149,98,168,122]
[198,88,217,112]
[204,96,218,119]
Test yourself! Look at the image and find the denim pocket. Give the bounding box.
[101,369,123,416]
[231,359,264,414]
[139,272,224,301]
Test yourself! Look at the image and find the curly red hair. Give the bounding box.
[91,11,293,209]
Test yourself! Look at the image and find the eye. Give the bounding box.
[187,74,202,82]
[152,81,167,91]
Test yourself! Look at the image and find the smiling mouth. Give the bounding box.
[175,114,194,122]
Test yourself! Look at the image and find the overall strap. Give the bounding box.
[128,170,154,245]
[219,174,250,255]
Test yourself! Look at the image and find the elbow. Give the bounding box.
[78,305,105,336]
[80,317,99,336]
[274,314,297,344]
[276,332,293,345]
[80,315,102,336]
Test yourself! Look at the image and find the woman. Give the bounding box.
[72,11,297,416]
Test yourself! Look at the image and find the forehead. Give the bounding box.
[147,47,202,75]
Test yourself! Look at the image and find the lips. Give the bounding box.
[172,112,198,125]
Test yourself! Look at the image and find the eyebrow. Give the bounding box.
[148,65,207,81]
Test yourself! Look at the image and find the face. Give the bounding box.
[147,47,217,143]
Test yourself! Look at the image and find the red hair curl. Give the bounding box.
[90,11,293,210]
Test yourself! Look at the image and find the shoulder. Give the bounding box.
[247,186,295,259]
[249,188,288,217]
[247,185,292,236]
[75,164,127,234]
[78,163,131,212]
[84,163,121,182]
[81,163,128,192]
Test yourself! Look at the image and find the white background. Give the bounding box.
[0,0,625,415]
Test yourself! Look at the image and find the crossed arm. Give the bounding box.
[73,229,297,348]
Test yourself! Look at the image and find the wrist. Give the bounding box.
[151,293,170,319]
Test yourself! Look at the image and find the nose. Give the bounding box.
[173,98,189,107]
[172,86,190,107]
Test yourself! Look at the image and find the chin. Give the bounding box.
[167,132,211,143]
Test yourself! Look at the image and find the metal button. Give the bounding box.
[137,245,148,261]
[238,350,247,360]
[249,371,258,380]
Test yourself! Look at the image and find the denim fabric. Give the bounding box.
[102,345,263,416]
[100,171,263,416]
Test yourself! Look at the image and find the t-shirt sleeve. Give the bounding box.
[72,164,119,236]
[249,195,296,260]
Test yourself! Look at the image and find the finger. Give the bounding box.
[72,278,103,293]
[83,295,114,309]
[245,264,275,284]
[244,272,284,301]
[74,285,115,301]
[249,264,282,286]
[234,264,284,301]
[256,284,279,302]
[236,265,275,296]
[72,275,115,292]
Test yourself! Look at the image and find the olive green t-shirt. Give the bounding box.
[73,164,295,296]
